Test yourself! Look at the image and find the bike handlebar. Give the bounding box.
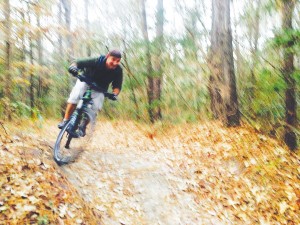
[71,72,117,100]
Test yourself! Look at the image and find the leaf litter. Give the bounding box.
[0,119,300,224]
[0,121,100,225]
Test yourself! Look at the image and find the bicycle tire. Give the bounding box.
[53,119,74,165]
[54,109,95,166]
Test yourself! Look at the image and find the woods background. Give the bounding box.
[0,0,299,149]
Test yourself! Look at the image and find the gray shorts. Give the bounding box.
[67,79,105,112]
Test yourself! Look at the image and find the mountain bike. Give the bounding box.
[53,73,116,166]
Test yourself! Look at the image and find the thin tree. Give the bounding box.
[61,0,73,61]
[140,0,164,123]
[150,0,164,122]
[140,0,154,121]
[36,3,44,98]
[19,8,27,103]
[281,0,297,150]
[122,40,141,120]
[209,0,240,126]
[26,1,35,117]
[84,0,91,56]
[176,1,200,59]
[249,0,261,101]
[4,0,12,111]
[58,0,63,54]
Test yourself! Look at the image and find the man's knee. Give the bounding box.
[92,93,105,111]
[68,81,87,104]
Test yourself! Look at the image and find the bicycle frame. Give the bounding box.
[54,73,116,165]
[64,88,94,149]
[67,88,94,135]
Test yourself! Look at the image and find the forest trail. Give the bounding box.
[1,119,300,224]
[58,121,223,225]
[48,119,300,225]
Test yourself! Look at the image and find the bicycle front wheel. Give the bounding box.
[53,119,76,165]
[53,110,95,165]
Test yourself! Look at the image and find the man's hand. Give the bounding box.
[105,93,118,101]
[68,65,79,76]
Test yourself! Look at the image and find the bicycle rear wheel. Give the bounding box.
[53,110,95,165]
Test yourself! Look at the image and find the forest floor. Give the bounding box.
[0,118,300,225]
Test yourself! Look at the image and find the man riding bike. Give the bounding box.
[58,49,123,130]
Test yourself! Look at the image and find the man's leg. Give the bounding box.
[64,103,77,120]
[58,80,88,129]
[92,92,105,112]
[58,103,77,129]
[78,92,104,136]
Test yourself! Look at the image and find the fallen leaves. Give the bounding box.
[1,119,300,224]
[0,129,101,225]
[171,122,300,224]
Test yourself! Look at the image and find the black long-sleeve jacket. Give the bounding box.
[76,55,123,92]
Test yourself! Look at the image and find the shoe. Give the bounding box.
[58,119,69,129]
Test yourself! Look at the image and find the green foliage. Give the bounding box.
[234,35,292,135]
[12,101,42,119]
[272,29,300,53]
[293,69,300,83]
[0,0,298,152]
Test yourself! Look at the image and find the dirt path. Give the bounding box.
[54,121,222,225]
[4,119,299,224]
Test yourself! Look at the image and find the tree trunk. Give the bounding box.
[141,0,164,123]
[209,0,240,126]
[140,0,154,122]
[281,0,297,150]
[122,39,140,119]
[37,8,43,98]
[4,0,12,106]
[182,2,198,59]
[84,0,91,56]
[19,9,27,103]
[27,2,35,117]
[249,0,261,102]
[61,0,73,61]
[150,0,164,122]
[61,0,73,98]
[58,1,63,54]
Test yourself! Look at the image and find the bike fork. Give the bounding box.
[65,135,72,149]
